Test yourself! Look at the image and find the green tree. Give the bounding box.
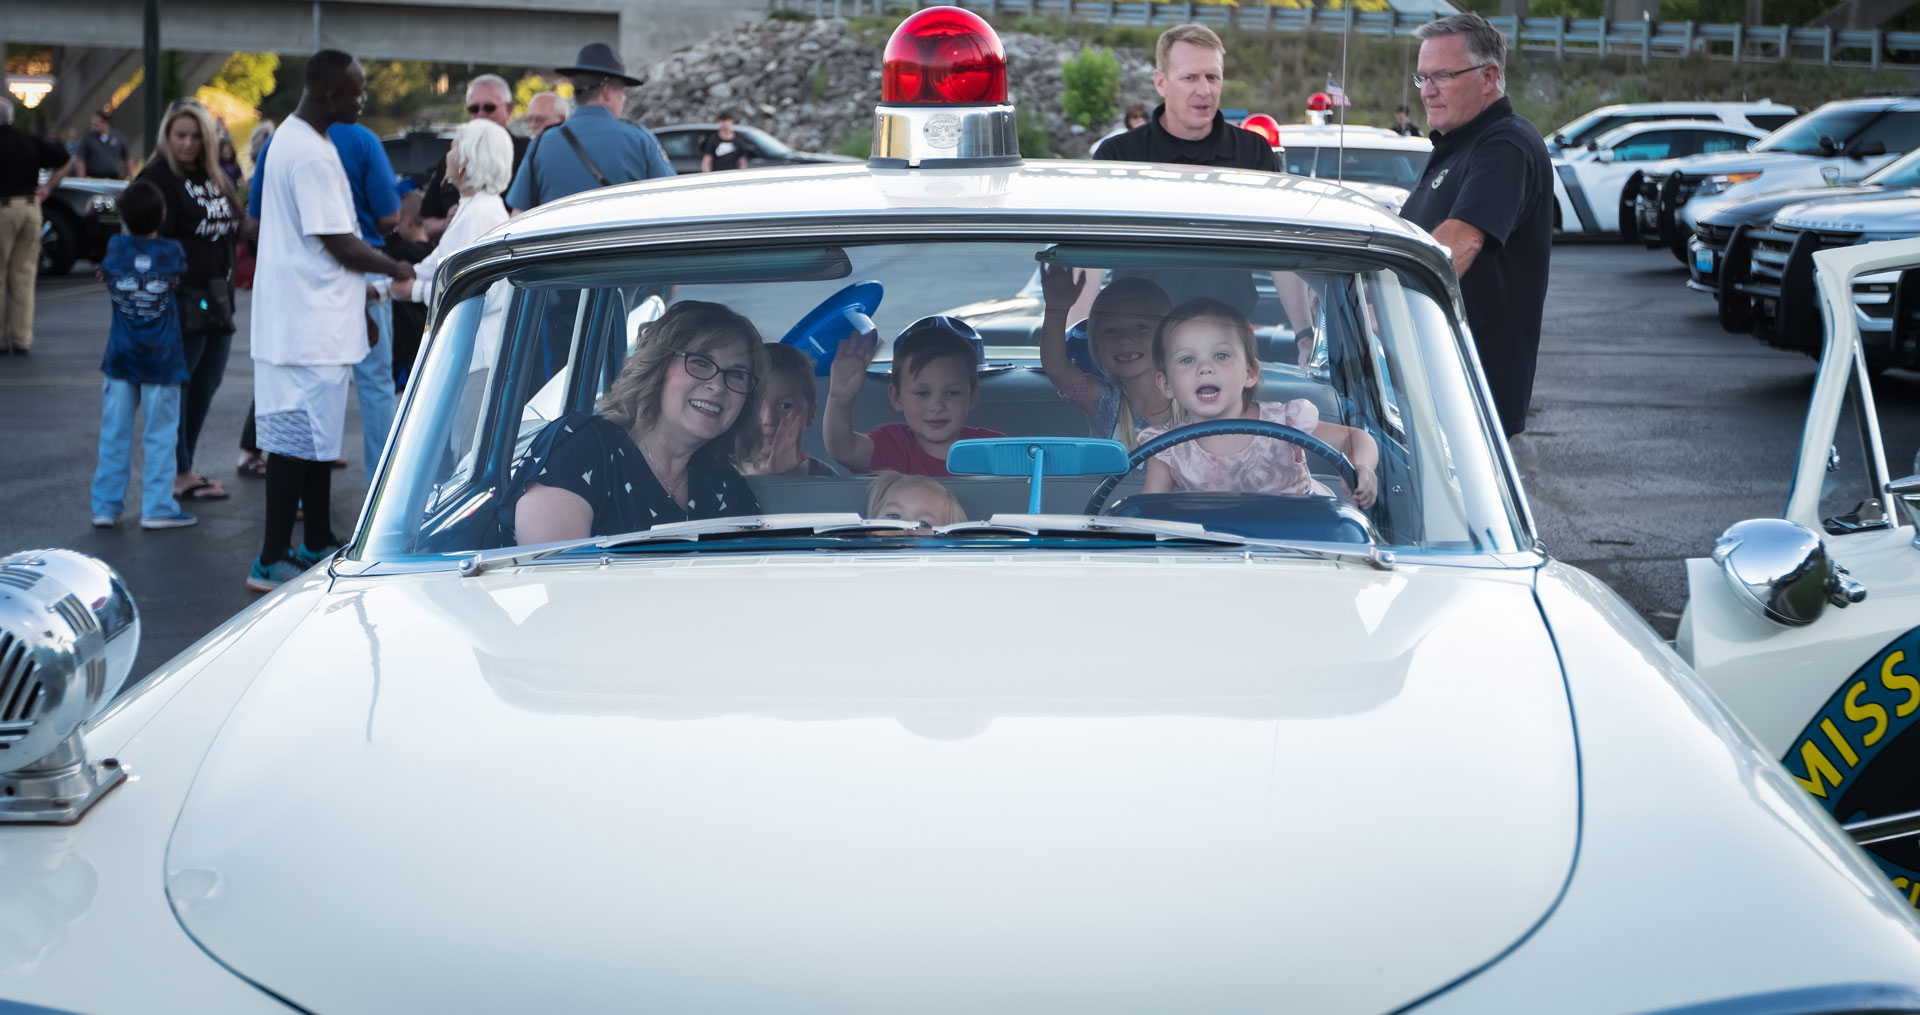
[1060,45,1121,128]
[210,53,282,108]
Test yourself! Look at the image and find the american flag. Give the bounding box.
[1325,74,1350,107]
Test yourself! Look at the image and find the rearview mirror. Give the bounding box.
[1593,148,1616,163]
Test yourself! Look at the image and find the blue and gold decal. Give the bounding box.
[1782,627,1920,906]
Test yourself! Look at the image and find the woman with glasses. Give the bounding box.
[392,119,513,307]
[137,99,241,503]
[496,301,769,545]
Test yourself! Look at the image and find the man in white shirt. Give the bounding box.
[247,50,415,592]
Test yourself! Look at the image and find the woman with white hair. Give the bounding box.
[394,118,512,305]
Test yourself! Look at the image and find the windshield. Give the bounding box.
[1755,105,1883,155]
[1866,147,1920,188]
[362,238,1522,563]
[1281,147,1424,189]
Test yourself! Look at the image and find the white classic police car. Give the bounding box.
[4,11,1920,1014]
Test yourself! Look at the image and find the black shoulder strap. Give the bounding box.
[557,126,613,188]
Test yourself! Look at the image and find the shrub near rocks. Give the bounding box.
[624,18,1155,158]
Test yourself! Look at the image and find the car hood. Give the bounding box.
[1775,190,1920,234]
[1691,183,1884,227]
[162,556,1576,1014]
[1674,149,1827,176]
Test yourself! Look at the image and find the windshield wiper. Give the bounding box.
[458,512,1393,576]
[942,514,1395,570]
[458,513,880,576]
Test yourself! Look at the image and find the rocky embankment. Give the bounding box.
[626,17,1158,157]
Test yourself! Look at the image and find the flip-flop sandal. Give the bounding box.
[237,454,268,478]
[178,476,230,501]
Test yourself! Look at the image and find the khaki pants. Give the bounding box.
[0,198,43,351]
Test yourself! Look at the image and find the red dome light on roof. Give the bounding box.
[881,6,1008,105]
[1241,113,1281,147]
[1306,92,1332,112]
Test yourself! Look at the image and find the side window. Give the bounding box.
[1614,130,1681,161]
[656,132,701,159]
[1853,112,1920,154]
[1699,132,1750,155]
[1749,113,1798,131]
[1816,357,1894,535]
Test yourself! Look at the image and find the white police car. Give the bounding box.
[1544,99,1799,156]
[1550,118,1767,239]
[4,11,1920,1014]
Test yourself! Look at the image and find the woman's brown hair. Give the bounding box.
[598,300,770,465]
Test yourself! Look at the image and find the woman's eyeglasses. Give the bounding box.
[677,352,757,394]
[467,103,501,116]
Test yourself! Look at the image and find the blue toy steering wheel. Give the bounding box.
[1083,418,1359,515]
[780,280,883,376]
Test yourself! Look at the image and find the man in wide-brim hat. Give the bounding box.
[505,42,673,211]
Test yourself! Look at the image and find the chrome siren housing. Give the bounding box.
[871,104,1020,169]
[0,549,139,823]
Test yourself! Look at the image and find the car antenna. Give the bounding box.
[1337,3,1352,187]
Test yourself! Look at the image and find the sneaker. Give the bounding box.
[91,514,117,528]
[140,511,198,530]
[246,555,306,593]
[291,543,341,568]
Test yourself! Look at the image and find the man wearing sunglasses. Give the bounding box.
[420,75,528,236]
[1398,13,1551,439]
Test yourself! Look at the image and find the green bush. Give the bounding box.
[1060,45,1122,128]
[834,128,874,158]
[811,61,831,100]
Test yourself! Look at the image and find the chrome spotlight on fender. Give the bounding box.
[1712,518,1867,628]
[0,549,139,823]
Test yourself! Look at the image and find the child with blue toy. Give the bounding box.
[90,180,197,530]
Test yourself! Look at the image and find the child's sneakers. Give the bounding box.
[140,512,197,530]
[245,555,305,593]
[291,543,341,569]
[91,514,118,528]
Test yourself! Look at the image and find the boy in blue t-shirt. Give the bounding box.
[90,180,196,530]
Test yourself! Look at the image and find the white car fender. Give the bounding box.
[1409,563,1920,1014]
[0,570,334,1014]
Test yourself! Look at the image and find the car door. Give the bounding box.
[1837,110,1920,183]
[1679,237,1920,907]
[654,130,705,175]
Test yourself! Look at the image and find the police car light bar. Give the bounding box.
[871,6,1020,169]
[1241,113,1281,148]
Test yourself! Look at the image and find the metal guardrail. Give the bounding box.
[770,0,1920,71]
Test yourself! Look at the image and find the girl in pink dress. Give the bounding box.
[1137,299,1380,507]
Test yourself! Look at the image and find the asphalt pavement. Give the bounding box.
[3,242,1916,682]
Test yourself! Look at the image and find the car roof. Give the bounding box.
[446,160,1451,290]
[1811,96,1920,112]
[1277,129,1432,152]
[1582,100,1796,114]
[1589,119,1768,145]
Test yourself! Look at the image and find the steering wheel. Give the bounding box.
[1084,418,1359,515]
[779,280,882,376]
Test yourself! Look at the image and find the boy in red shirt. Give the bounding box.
[824,317,1002,477]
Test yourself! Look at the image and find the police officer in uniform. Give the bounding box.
[1092,24,1275,172]
[1398,14,1552,438]
[505,43,674,212]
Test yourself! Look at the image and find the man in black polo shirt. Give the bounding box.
[1,97,77,355]
[1398,13,1552,438]
[1093,24,1275,172]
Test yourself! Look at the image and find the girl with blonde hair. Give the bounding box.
[136,98,242,503]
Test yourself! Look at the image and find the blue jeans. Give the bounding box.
[354,274,397,477]
[91,379,182,519]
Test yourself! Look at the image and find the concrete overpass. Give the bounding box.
[7,0,764,140]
